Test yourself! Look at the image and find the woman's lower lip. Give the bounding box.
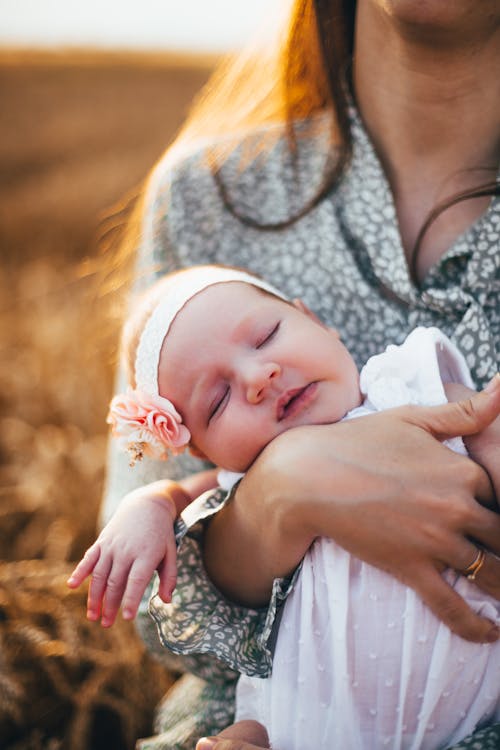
[280,382,318,420]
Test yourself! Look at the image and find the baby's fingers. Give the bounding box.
[67,545,101,589]
[121,559,158,621]
[86,555,114,624]
[157,540,178,603]
[97,560,133,627]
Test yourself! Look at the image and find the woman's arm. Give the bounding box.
[204,378,500,643]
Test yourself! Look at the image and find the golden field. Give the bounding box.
[0,49,214,749]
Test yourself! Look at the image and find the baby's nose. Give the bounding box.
[246,362,281,404]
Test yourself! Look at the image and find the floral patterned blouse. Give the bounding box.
[102,107,500,750]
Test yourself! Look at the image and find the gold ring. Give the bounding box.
[462,548,486,581]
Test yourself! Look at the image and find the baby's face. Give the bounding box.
[158,282,361,472]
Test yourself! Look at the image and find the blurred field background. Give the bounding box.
[0,48,214,749]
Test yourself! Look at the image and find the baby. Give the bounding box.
[68,264,365,620]
[69,264,500,750]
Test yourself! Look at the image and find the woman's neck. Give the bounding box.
[352,1,500,281]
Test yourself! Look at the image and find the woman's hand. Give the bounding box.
[67,484,180,627]
[196,720,270,750]
[204,376,500,643]
[445,380,500,508]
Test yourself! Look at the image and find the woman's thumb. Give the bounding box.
[412,373,500,441]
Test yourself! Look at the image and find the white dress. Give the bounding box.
[235,328,500,750]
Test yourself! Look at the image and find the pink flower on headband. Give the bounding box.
[107,389,191,466]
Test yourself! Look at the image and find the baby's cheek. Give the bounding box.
[225,428,264,473]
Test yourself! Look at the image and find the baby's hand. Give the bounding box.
[67,490,177,627]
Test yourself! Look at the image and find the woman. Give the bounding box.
[102,1,500,748]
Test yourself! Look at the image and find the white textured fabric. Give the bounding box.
[135,265,287,396]
[236,327,500,750]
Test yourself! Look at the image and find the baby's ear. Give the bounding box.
[292,298,339,338]
[292,298,336,333]
[292,298,320,320]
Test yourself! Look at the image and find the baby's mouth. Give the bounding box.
[276,383,318,421]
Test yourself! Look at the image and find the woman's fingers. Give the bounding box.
[466,551,500,600]
[412,565,499,643]
[447,523,500,600]
[405,374,500,441]
[466,503,500,557]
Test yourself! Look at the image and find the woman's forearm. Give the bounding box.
[205,386,500,642]
[204,432,319,606]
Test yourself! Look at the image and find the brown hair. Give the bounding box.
[170,1,354,165]
[102,0,356,290]
[105,0,498,294]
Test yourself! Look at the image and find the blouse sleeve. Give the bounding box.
[149,484,302,679]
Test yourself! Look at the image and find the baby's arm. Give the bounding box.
[68,469,218,627]
[444,382,500,509]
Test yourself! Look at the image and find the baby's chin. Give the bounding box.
[225,453,264,475]
[222,440,274,475]
[314,387,363,424]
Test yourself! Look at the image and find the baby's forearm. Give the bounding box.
[178,468,219,503]
[135,469,219,519]
[444,382,499,509]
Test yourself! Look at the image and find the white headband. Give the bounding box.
[135,265,288,396]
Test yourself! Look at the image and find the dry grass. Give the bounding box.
[0,50,213,749]
[0,560,175,750]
